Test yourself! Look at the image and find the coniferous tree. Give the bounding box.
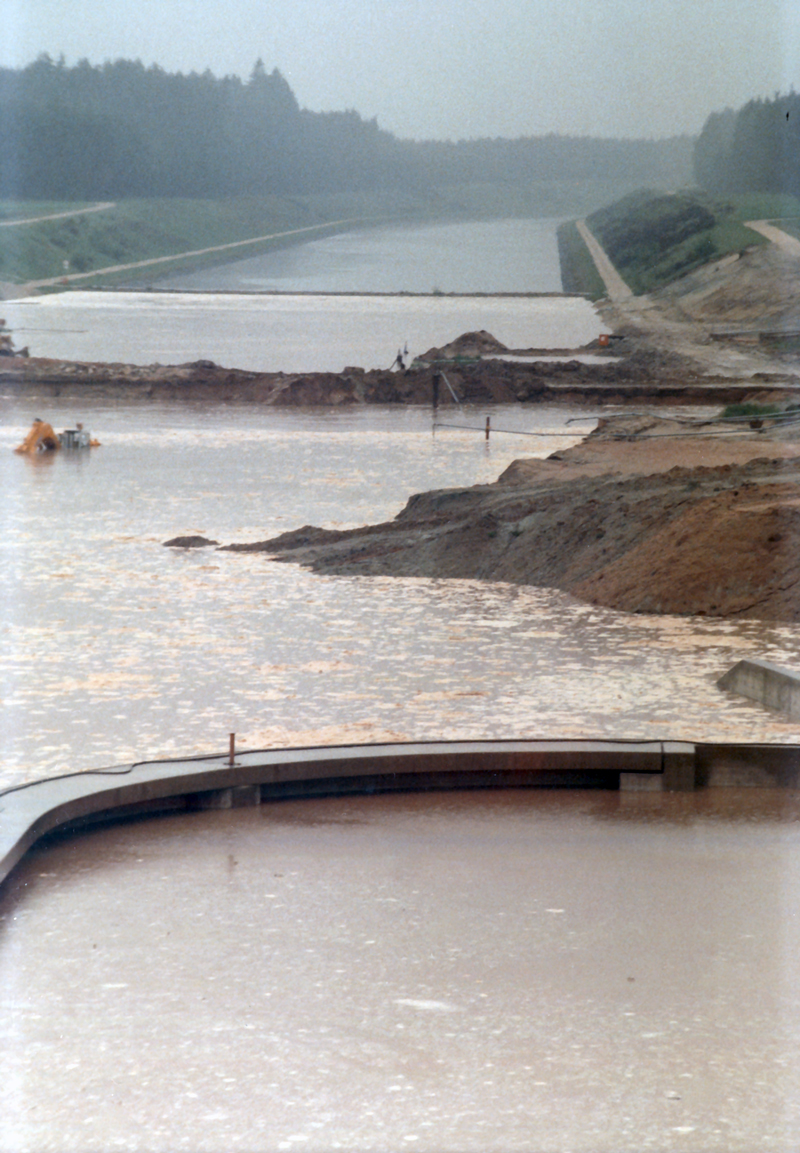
[0,56,693,200]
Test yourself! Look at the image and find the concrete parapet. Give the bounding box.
[619,741,695,792]
[8,737,800,890]
[718,659,800,718]
[663,742,697,791]
[188,784,261,810]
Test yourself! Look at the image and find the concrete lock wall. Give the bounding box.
[1,739,694,888]
[4,736,800,891]
[718,659,800,718]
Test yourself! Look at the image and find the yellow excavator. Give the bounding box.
[14,419,100,454]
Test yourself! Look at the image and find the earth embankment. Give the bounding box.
[2,345,798,407]
[214,415,800,622]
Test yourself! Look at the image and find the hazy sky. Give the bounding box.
[2,0,798,141]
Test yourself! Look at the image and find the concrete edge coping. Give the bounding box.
[0,739,689,887]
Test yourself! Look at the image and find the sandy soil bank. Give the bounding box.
[13,225,800,622]
[204,414,800,623]
[598,242,800,379]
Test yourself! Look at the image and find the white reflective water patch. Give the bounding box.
[394,999,461,1013]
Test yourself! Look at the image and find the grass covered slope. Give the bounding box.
[0,193,412,286]
[1,177,666,290]
[559,189,800,298]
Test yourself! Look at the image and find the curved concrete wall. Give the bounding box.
[0,739,695,887]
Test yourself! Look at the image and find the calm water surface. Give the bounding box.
[2,290,603,374]
[3,218,600,371]
[150,217,567,294]
[3,788,800,1151]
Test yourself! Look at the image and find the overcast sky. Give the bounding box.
[2,0,798,141]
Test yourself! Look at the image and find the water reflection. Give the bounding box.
[2,288,602,373]
[152,218,566,294]
[3,400,800,788]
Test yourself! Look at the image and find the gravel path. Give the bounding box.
[575,219,633,301]
[745,219,800,257]
[0,201,116,228]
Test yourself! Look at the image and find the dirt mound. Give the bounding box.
[572,482,800,618]
[163,535,219,548]
[657,243,800,329]
[417,329,509,361]
[217,418,800,622]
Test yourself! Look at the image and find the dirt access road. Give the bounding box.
[745,219,800,258]
[580,218,800,378]
[576,220,633,301]
[0,201,116,228]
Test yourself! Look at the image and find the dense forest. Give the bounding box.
[694,91,800,195]
[0,55,692,200]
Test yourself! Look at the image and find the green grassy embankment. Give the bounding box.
[433,177,650,223]
[0,177,658,290]
[0,200,96,222]
[558,189,800,298]
[0,193,416,287]
[556,221,606,299]
[585,189,800,296]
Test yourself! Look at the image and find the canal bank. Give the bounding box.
[213,412,800,624]
[4,347,797,406]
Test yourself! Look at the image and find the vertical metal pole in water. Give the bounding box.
[432,372,440,412]
[229,732,235,766]
[485,417,491,441]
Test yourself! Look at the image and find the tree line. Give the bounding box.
[694,91,800,196]
[0,54,692,200]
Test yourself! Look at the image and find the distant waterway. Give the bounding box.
[3,217,599,373]
[148,217,567,294]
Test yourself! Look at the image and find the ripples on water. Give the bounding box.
[6,226,800,1153]
[3,399,800,788]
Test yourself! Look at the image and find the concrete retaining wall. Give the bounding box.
[0,739,689,888]
[718,659,800,718]
[4,736,800,891]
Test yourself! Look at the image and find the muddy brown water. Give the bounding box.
[3,787,800,1151]
[3,274,800,1150]
[8,399,800,791]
